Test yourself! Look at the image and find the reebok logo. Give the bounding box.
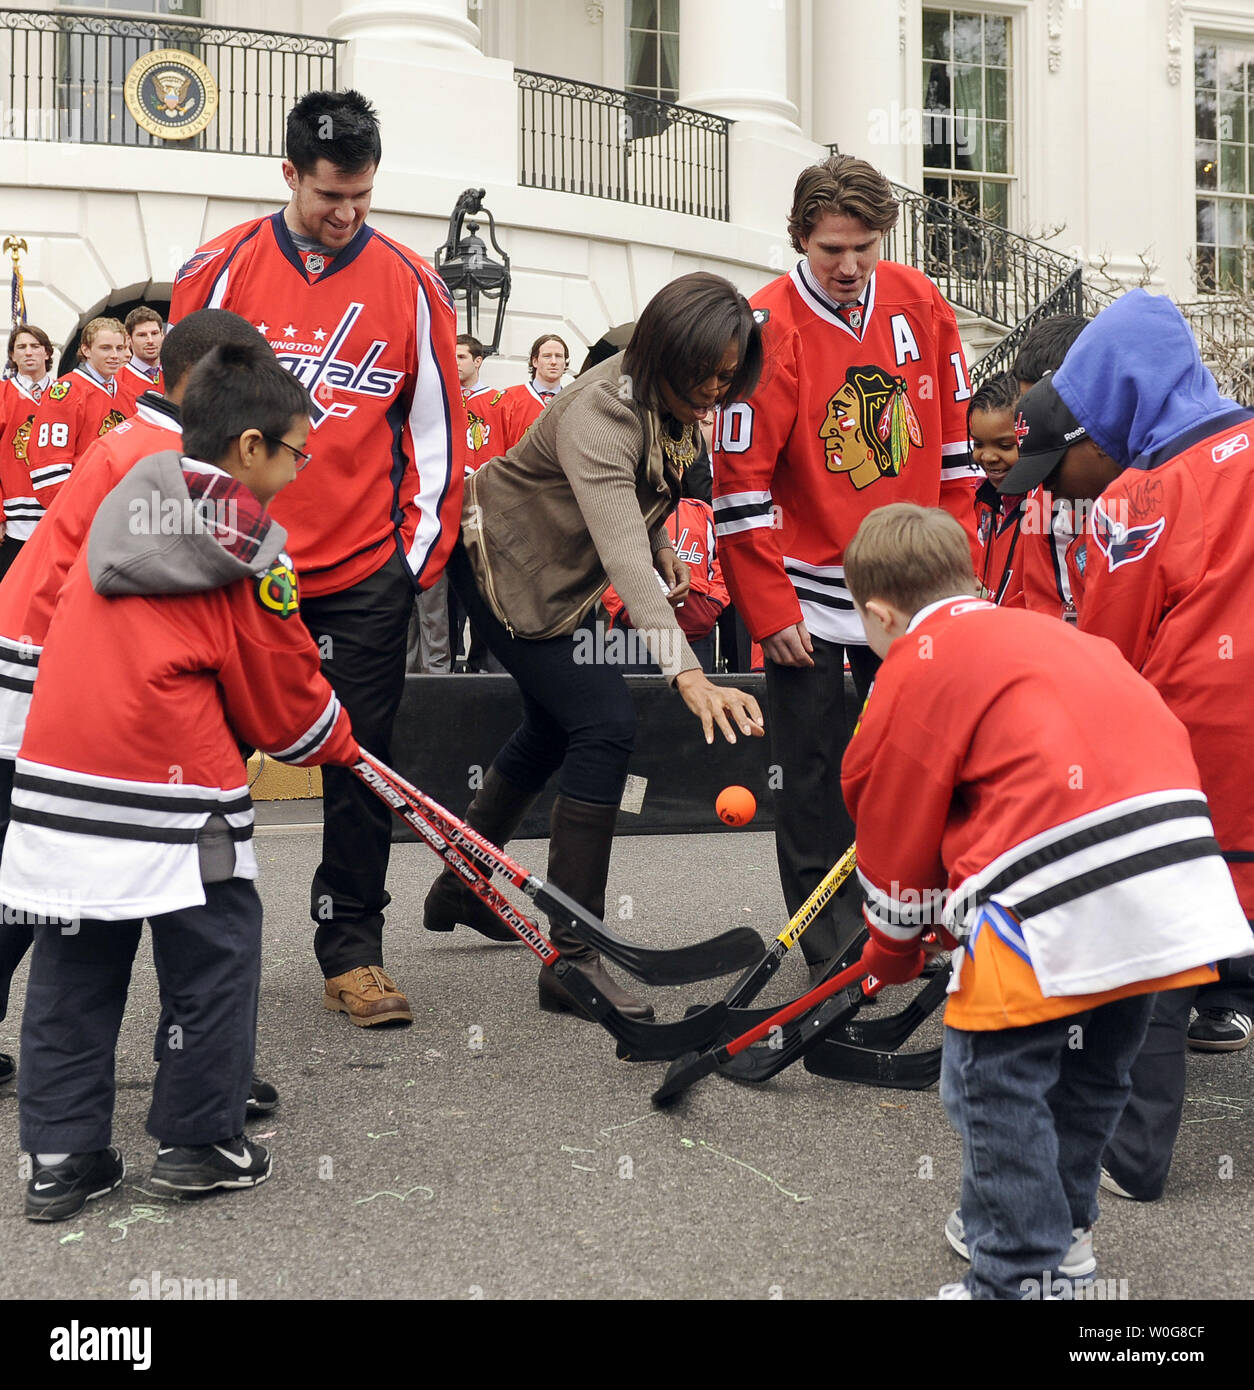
[1211,431,1248,462]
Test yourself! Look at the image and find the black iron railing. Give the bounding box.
[0,6,340,154]
[516,70,729,220]
[884,179,1080,333]
[1178,296,1254,405]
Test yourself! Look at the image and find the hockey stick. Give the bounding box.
[722,844,858,1009]
[833,963,951,1050]
[803,1040,942,1090]
[651,959,869,1106]
[355,752,762,986]
[353,753,731,1060]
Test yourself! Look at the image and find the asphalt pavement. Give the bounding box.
[0,827,1250,1302]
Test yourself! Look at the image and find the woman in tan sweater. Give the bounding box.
[426,273,765,1019]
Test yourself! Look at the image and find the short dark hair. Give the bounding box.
[624,273,762,412]
[1012,315,1089,387]
[527,333,568,380]
[967,370,1019,429]
[456,333,485,360]
[125,306,164,335]
[162,309,271,394]
[181,343,312,463]
[7,323,52,371]
[788,154,899,252]
[286,89,381,176]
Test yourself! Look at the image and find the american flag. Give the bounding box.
[9,258,24,327]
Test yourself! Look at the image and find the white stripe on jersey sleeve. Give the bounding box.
[713,490,774,537]
[401,278,456,583]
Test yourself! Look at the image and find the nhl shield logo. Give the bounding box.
[305,254,326,276]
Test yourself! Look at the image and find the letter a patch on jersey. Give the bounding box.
[256,553,300,619]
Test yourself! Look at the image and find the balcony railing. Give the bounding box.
[516,70,729,221]
[0,6,340,155]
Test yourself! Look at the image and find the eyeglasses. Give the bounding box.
[263,435,313,471]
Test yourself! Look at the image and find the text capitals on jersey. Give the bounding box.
[268,302,406,428]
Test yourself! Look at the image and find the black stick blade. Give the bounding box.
[651,1048,719,1106]
[604,1002,730,1063]
[834,967,950,1050]
[717,986,866,1084]
[803,1041,942,1090]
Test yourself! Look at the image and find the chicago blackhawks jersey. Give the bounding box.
[0,452,357,922]
[1077,421,1254,916]
[493,381,555,456]
[25,367,126,514]
[842,596,1248,1029]
[0,373,50,541]
[168,212,465,597]
[113,359,164,414]
[0,394,183,761]
[713,260,980,645]
[463,382,497,471]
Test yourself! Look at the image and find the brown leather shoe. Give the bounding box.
[322,966,413,1027]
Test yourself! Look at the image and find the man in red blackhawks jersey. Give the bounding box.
[168,90,466,1026]
[713,154,980,980]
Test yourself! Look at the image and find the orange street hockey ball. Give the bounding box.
[716,786,756,826]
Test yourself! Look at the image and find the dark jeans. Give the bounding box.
[301,550,415,977]
[19,878,262,1152]
[763,637,879,964]
[447,544,635,806]
[942,993,1156,1300]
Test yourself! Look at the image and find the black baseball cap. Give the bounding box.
[998,372,1089,494]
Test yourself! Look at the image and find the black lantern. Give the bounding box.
[435,188,511,357]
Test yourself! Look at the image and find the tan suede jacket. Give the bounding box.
[462,352,700,681]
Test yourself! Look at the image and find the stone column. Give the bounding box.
[810,0,908,181]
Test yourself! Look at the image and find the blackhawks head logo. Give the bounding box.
[99,409,126,436]
[256,554,300,619]
[467,414,490,452]
[819,365,923,490]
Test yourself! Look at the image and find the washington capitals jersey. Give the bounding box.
[26,368,126,514]
[169,212,465,597]
[713,261,980,645]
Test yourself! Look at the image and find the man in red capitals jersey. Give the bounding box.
[1050,290,1254,1192]
[25,316,127,515]
[113,305,165,414]
[713,154,979,979]
[0,324,55,577]
[0,311,273,1092]
[841,504,1250,1298]
[169,90,465,1026]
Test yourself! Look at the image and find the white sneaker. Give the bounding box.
[930,1281,972,1300]
[1099,1167,1139,1200]
[945,1208,1097,1278]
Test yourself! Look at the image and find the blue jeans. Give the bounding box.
[941,992,1155,1300]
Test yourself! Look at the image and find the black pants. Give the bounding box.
[763,638,880,964]
[301,550,415,977]
[447,544,635,805]
[0,535,24,583]
[18,878,261,1152]
[0,757,32,1021]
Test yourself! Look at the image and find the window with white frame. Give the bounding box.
[626,0,679,104]
[1194,36,1254,292]
[922,7,1013,227]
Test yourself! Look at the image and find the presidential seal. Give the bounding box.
[124,48,218,141]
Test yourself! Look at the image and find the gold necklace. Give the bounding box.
[660,423,698,472]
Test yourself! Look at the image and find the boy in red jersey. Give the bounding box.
[4,344,358,1220]
[842,503,1250,1299]
[713,154,980,981]
[169,90,465,1025]
[0,310,272,1091]
[26,317,127,514]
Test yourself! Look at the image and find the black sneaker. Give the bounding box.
[25,1147,125,1222]
[245,1076,278,1118]
[0,1052,14,1085]
[150,1136,271,1193]
[1187,1009,1252,1053]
